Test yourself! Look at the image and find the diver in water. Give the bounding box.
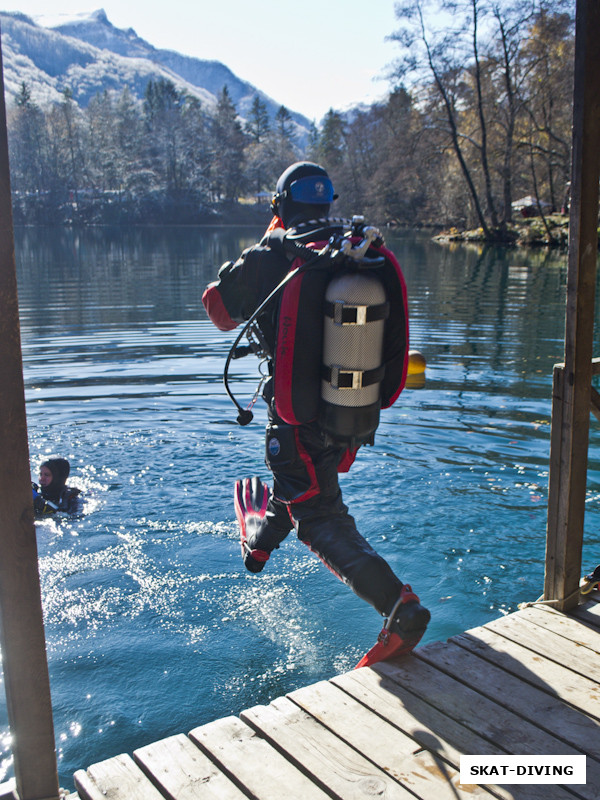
[32,458,83,515]
[202,162,430,665]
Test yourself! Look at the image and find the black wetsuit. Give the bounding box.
[33,483,82,515]
[203,221,404,618]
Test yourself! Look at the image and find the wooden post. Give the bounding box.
[0,30,60,800]
[544,0,600,611]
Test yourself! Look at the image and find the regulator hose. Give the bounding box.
[223,242,332,425]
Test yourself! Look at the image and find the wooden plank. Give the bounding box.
[288,680,421,756]
[241,695,415,799]
[453,625,600,723]
[74,753,165,800]
[415,641,600,798]
[571,596,600,629]
[373,653,597,800]
[372,654,574,758]
[511,604,600,654]
[545,364,569,607]
[461,609,600,680]
[334,669,573,800]
[333,666,500,761]
[417,637,600,747]
[190,715,331,800]
[133,733,248,800]
[287,679,503,800]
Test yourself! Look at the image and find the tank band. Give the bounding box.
[324,300,390,326]
[322,364,386,390]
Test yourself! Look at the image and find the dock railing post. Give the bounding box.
[544,0,600,611]
[0,29,60,800]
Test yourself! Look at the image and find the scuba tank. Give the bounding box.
[320,269,388,448]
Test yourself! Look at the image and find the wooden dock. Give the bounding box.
[72,593,600,800]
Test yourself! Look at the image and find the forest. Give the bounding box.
[6,0,574,239]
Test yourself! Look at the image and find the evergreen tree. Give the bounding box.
[8,83,49,198]
[114,87,146,194]
[180,95,212,201]
[245,96,270,143]
[305,121,320,161]
[244,96,272,197]
[318,109,346,169]
[210,86,246,202]
[143,78,187,193]
[274,105,294,140]
[260,104,299,181]
[56,87,86,203]
[86,91,120,191]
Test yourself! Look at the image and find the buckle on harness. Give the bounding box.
[333,301,367,326]
[377,628,391,646]
[331,366,363,390]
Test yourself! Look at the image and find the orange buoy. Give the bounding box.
[407,350,426,375]
[405,350,426,389]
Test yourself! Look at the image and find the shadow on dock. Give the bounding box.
[72,594,600,800]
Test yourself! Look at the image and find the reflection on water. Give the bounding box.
[3,225,600,789]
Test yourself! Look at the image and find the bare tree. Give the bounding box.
[390,0,492,235]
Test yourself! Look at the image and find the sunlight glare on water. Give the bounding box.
[3,225,600,790]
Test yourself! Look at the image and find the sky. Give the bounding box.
[0,1,401,120]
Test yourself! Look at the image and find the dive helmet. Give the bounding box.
[271,162,337,227]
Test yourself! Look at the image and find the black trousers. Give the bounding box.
[246,407,404,618]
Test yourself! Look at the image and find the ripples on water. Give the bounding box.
[3,226,600,789]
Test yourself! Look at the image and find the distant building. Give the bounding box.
[512,195,551,218]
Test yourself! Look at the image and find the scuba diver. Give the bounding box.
[202,161,430,666]
[32,458,83,516]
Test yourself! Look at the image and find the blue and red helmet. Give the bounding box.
[271,162,337,227]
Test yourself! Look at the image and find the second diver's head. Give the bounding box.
[39,458,70,500]
[271,161,337,228]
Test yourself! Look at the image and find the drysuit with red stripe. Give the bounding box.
[202,220,404,619]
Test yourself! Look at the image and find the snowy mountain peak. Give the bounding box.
[38,8,151,59]
[34,9,110,29]
[0,9,311,135]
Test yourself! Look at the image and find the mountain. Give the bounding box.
[0,9,312,135]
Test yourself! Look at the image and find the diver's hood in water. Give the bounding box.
[41,458,70,502]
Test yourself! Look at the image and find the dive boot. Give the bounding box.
[355,584,430,668]
[234,477,271,573]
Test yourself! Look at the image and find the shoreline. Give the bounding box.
[433,214,572,248]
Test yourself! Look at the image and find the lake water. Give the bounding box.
[3,224,600,790]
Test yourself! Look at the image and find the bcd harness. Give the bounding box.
[224,217,409,449]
